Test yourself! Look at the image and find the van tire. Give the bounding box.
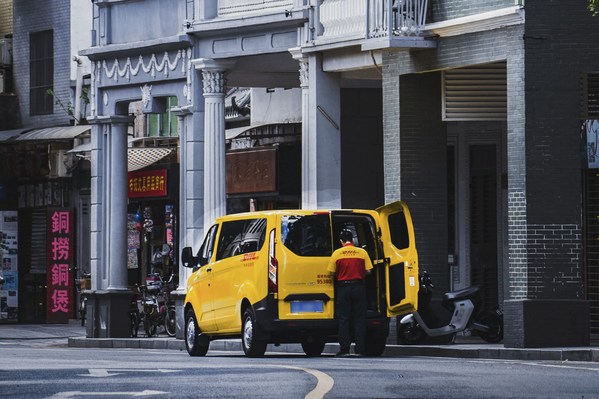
[242,308,267,358]
[301,341,325,357]
[185,309,209,357]
[365,330,387,356]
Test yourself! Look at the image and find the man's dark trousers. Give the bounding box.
[336,282,367,354]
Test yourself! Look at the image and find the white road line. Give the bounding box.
[279,365,334,399]
[49,390,167,398]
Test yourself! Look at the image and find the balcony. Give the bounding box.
[315,0,435,51]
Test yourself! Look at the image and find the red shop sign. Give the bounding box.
[128,169,168,198]
[46,208,75,324]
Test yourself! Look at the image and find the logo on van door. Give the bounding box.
[241,252,258,265]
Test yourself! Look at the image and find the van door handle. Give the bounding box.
[206,268,212,272]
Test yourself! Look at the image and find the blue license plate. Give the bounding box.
[290,300,324,313]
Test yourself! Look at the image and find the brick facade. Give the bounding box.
[383,0,599,346]
[12,0,73,128]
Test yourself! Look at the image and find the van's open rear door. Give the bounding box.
[376,201,419,317]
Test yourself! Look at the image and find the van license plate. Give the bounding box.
[290,300,324,313]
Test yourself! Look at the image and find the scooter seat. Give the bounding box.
[442,285,480,304]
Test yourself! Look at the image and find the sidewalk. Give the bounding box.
[2,321,598,362]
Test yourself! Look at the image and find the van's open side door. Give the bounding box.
[376,201,419,317]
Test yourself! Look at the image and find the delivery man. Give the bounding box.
[328,229,373,356]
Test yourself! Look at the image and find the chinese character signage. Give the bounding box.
[46,209,74,323]
[128,169,168,198]
[0,211,18,322]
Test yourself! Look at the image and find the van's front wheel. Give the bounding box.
[185,309,209,356]
[242,308,267,358]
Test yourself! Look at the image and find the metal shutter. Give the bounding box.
[442,62,507,121]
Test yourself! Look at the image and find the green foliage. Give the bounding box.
[46,88,90,124]
[591,0,599,16]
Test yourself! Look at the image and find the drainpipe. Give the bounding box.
[73,56,83,125]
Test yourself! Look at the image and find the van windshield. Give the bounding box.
[281,214,332,257]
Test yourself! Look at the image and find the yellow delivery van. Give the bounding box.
[181,201,418,357]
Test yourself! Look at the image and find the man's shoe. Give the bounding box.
[335,350,350,357]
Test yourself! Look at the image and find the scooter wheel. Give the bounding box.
[397,321,427,345]
[477,309,503,343]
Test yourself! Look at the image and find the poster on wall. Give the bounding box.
[586,120,599,168]
[127,214,140,269]
[46,208,75,324]
[0,211,18,322]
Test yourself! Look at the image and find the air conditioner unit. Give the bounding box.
[0,38,12,66]
[49,149,70,178]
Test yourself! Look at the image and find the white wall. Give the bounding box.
[71,1,93,80]
[250,88,302,125]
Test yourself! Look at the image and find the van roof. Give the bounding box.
[214,208,374,221]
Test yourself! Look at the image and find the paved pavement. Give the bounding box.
[1,320,598,362]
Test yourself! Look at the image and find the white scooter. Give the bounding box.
[397,271,503,344]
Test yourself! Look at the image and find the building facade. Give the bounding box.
[80,0,598,348]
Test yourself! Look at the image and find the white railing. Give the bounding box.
[367,0,428,38]
[320,0,366,39]
[318,0,428,41]
[218,0,294,17]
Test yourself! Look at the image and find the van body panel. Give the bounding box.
[376,201,419,316]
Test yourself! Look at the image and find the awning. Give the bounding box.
[0,128,30,142]
[128,148,173,172]
[68,143,174,171]
[14,125,91,141]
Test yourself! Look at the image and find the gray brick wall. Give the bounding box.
[431,0,516,22]
[13,0,73,128]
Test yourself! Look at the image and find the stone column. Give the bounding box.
[291,49,315,209]
[171,105,193,339]
[85,115,134,338]
[192,58,234,229]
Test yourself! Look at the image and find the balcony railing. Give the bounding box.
[218,0,294,17]
[319,0,429,42]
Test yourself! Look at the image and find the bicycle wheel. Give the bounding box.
[165,306,177,337]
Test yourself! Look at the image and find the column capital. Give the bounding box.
[289,47,309,88]
[191,58,236,72]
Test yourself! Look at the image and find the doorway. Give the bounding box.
[447,124,505,310]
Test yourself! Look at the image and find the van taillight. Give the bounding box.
[268,228,278,293]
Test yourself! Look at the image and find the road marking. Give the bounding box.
[79,368,181,377]
[279,365,334,399]
[49,390,167,398]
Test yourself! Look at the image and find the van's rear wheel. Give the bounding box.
[365,330,387,356]
[242,308,267,358]
[301,341,325,357]
[185,309,209,356]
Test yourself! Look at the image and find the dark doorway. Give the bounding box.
[469,145,498,310]
[340,88,384,209]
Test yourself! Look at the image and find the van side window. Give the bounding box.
[198,224,218,266]
[216,218,267,261]
[388,212,410,249]
[281,214,332,257]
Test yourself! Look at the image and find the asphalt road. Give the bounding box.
[1,341,599,399]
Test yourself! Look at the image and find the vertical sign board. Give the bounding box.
[586,120,599,168]
[0,211,18,322]
[46,208,74,323]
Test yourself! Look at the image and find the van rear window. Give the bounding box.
[388,212,410,250]
[281,214,332,257]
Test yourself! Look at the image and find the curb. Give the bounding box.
[67,337,599,362]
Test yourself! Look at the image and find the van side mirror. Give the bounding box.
[181,247,198,269]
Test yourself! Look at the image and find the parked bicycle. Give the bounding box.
[130,273,177,337]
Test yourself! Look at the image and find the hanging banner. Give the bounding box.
[46,208,74,324]
[128,169,168,198]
